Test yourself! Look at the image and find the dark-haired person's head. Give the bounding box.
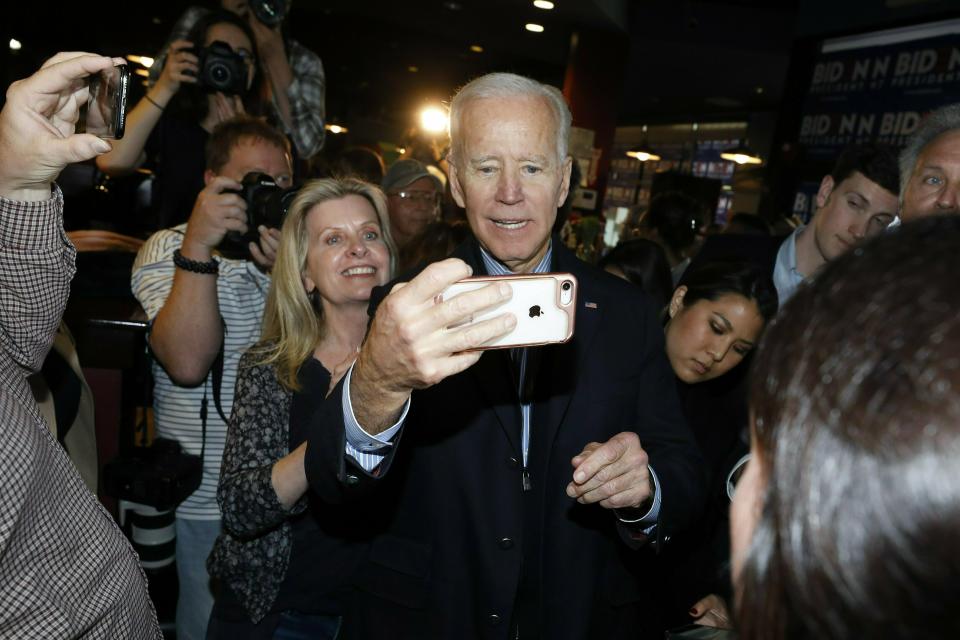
[664,260,777,384]
[399,221,472,272]
[899,104,960,221]
[808,144,899,265]
[335,146,386,185]
[598,238,673,309]
[732,214,960,640]
[723,212,771,236]
[173,10,261,120]
[640,192,707,265]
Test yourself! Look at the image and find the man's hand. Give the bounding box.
[181,176,247,260]
[247,16,286,61]
[249,225,281,269]
[689,594,732,629]
[566,432,652,510]
[0,52,121,201]
[350,258,516,434]
[211,92,245,127]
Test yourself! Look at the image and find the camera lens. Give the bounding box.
[211,64,229,84]
[561,281,571,291]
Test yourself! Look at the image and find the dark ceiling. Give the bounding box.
[4,0,806,145]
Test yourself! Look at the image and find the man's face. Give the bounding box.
[812,171,898,263]
[386,176,440,245]
[449,95,572,273]
[205,137,292,188]
[901,129,960,221]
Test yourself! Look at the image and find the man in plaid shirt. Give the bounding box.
[0,53,161,638]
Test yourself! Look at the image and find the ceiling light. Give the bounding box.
[126,55,154,68]
[525,23,545,33]
[420,106,448,134]
[397,147,407,155]
[533,0,555,8]
[9,39,22,51]
[627,150,661,162]
[134,69,149,77]
[408,65,419,73]
[721,145,762,165]
[325,124,348,134]
[470,44,484,53]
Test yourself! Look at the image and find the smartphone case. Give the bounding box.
[439,273,577,349]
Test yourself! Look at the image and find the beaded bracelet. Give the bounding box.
[173,248,219,275]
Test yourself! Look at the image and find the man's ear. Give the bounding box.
[668,285,688,319]
[447,155,467,208]
[203,169,216,186]
[815,175,835,210]
[557,155,573,207]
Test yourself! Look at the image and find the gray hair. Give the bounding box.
[899,104,960,204]
[448,72,572,166]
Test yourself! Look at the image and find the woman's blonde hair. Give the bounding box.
[254,177,396,390]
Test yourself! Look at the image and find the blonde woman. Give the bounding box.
[207,177,395,639]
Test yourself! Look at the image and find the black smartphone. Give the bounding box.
[78,64,130,139]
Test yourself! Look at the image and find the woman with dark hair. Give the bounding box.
[206,177,396,638]
[97,9,264,229]
[598,238,673,309]
[654,260,777,634]
[732,215,960,640]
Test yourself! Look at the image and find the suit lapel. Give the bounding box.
[452,239,523,455]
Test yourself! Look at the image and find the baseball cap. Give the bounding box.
[382,158,443,193]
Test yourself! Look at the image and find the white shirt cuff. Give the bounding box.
[615,465,661,534]
[342,362,409,472]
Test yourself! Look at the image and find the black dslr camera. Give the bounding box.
[196,41,248,95]
[251,0,290,26]
[219,172,299,259]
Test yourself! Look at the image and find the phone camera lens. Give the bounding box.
[561,281,571,291]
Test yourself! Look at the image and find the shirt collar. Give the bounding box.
[479,241,553,276]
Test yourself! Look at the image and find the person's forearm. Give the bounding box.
[261,48,294,130]
[271,442,308,508]
[95,85,172,175]
[350,352,410,435]
[150,244,222,385]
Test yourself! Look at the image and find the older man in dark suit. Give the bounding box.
[304,72,705,639]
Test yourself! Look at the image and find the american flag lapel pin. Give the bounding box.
[585,301,598,309]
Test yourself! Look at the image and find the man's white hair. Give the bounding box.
[899,104,960,204]
[448,72,572,165]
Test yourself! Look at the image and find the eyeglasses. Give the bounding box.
[391,190,441,205]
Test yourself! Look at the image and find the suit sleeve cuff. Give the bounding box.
[615,465,661,534]
[342,362,408,472]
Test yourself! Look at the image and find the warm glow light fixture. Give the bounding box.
[9,38,22,51]
[720,145,762,165]
[470,44,484,53]
[420,106,448,134]
[126,55,155,68]
[627,150,661,162]
[525,23,545,33]
[325,124,348,134]
[533,0,555,8]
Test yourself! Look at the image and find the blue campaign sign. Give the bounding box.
[797,20,960,158]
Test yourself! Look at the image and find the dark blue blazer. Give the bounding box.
[304,236,706,640]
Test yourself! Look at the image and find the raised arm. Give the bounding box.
[96,40,199,176]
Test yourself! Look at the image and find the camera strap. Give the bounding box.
[197,317,228,466]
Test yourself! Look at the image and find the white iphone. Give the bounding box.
[438,273,578,349]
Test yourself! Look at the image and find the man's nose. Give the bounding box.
[936,181,960,212]
[496,171,523,205]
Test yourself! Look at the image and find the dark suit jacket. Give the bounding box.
[304,237,706,640]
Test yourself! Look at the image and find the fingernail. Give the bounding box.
[499,283,512,297]
[504,314,517,329]
[574,471,585,483]
[94,139,112,153]
[689,608,697,616]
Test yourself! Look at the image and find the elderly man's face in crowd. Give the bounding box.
[901,129,960,221]
[387,176,440,244]
[449,95,571,273]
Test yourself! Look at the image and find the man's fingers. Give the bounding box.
[571,438,625,485]
[445,313,516,352]
[32,55,116,95]
[398,258,473,305]
[248,241,268,265]
[432,281,512,330]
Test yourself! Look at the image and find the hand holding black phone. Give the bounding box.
[78,63,130,139]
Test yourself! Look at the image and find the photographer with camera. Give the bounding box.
[0,51,161,638]
[152,0,326,162]
[98,9,265,230]
[131,116,293,640]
